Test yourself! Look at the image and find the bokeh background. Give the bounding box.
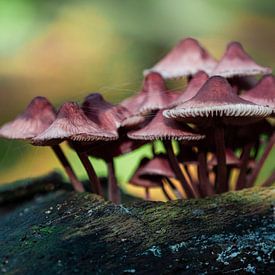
[0,0,274,196]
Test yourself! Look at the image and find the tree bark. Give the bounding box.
[0,173,274,274]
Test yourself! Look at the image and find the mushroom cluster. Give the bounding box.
[0,38,274,203]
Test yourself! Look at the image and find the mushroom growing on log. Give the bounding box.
[144,37,217,78]
[164,76,273,193]
[0,97,85,192]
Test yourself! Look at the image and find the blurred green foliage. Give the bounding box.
[0,0,274,186]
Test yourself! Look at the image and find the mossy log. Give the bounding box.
[0,173,274,274]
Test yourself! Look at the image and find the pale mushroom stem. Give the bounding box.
[163,140,196,198]
[247,133,275,187]
[214,127,228,193]
[145,187,150,200]
[262,171,275,187]
[75,150,103,195]
[107,158,121,204]
[197,150,214,197]
[52,145,85,192]
[235,143,254,190]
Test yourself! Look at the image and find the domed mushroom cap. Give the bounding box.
[82,93,130,130]
[121,72,173,118]
[33,102,118,145]
[128,110,205,141]
[240,75,275,110]
[211,42,272,78]
[144,38,217,79]
[129,157,163,188]
[208,149,241,168]
[169,71,209,107]
[164,76,273,123]
[139,154,175,178]
[0,96,56,140]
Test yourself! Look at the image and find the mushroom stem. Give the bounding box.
[107,158,121,204]
[198,150,214,197]
[75,150,103,195]
[235,143,254,190]
[183,164,201,198]
[262,171,275,187]
[165,177,183,199]
[163,140,195,198]
[161,183,172,201]
[145,187,150,200]
[51,145,84,192]
[247,133,275,187]
[214,127,228,193]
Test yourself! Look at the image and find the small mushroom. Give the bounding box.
[240,75,275,111]
[211,41,272,77]
[208,149,241,168]
[129,157,173,200]
[144,37,217,79]
[34,101,118,195]
[121,72,176,119]
[0,96,85,192]
[168,71,209,107]
[164,76,272,193]
[128,110,204,198]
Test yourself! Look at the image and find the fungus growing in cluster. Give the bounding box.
[0,97,85,192]
[208,149,241,168]
[122,72,177,117]
[168,71,209,107]
[164,76,273,193]
[144,38,217,79]
[1,37,274,203]
[81,93,145,203]
[240,75,275,110]
[211,41,272,78]
[128,110,204,198]
[34,101,118,195]
[129,156,177,200]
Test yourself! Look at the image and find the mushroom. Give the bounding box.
[34,101,118,195]
[0,96,85,192]
[81,93,145,203]
[208,148,241,168]
[164,76,273,193]
[129,157,173,200]
[211,41,272,78]
[239,75,275,186]
[168,71,209,107]
[128,110,205,198]
[121,72,178,120]
[208,148,242,190]
[139,154,183,199]
[144,37,217,79]
[240,75,275,110]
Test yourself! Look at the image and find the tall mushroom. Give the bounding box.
[0,96,85,192]
[81,93,146,203]
[144,38,217,79]
[240,75,275,186]
[164,76,273,193]
[34,101,118,195]
[128,110,205,198]
[211,41,272,78]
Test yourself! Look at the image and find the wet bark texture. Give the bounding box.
[0,173,274,274]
